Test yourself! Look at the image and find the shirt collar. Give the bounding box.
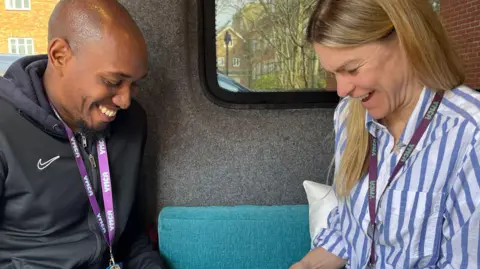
[365,87,436,147]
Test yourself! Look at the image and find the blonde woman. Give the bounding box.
[292,0,480,268]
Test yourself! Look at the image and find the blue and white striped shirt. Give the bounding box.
[313,85,480,268]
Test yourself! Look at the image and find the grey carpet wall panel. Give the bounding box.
[118,0,337,218]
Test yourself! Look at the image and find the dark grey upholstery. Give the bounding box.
[118,0,336,219]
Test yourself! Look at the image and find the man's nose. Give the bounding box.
[112,86,131,110]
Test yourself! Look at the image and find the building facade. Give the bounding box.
[440,0,480,89]
[0,0,59,55]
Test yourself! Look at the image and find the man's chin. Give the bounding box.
[75,120,109,139]
[91,123,109,132]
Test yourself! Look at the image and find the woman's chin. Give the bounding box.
[366,107,388,121]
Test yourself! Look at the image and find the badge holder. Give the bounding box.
[51,103,126,269]
[107,262,122,269]
[107,249,122,269]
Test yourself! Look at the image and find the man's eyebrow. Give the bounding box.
[108,72,148,80]
[105,72,131,78]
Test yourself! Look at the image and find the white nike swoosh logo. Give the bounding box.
[37,156,60,171]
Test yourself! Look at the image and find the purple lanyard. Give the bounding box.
[50,105,116,251]
[367,91,443,267]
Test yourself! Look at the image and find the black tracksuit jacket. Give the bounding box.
[0,55,165,269]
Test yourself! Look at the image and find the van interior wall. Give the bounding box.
[118,0,336,220]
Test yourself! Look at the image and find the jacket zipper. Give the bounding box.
[80,134,104,264]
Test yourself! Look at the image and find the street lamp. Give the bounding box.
[224,30,232,76]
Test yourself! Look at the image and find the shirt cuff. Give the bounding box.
[311,228,349,260]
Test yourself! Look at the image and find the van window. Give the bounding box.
[201,0,339,108]
[214,0,327,92]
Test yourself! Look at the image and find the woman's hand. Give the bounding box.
[290,247,346,269]
[289,261,308,269]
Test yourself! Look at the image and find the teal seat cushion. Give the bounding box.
[158,205,310,269]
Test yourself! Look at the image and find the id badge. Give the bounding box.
[106,262,123,269]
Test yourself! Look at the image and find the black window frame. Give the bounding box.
[198,0,340,109]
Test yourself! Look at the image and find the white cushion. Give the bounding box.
[303,180,338,240]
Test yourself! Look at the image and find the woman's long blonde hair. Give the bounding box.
[306,0,464,197]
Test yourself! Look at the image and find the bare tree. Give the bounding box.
[217,0,324,90]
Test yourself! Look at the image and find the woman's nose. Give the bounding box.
[335,74,354,98]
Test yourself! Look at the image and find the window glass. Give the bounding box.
[215,0,326,92]
[24,0,31,9]
[1,1,57,76]
[6,0,30,10]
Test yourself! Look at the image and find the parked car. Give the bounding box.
[0,54,24,76]
[217,71,250,93]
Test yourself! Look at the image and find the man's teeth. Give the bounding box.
[98,105,117,117]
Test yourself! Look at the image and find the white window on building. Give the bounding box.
[233,58,240,67]
[263,61,273,73]
[8,38,34,55]
[5,0,31,10]
[217,57,225,67]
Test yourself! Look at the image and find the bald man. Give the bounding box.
[0,0,166,268]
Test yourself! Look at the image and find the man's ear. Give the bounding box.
[47,38,73,76]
